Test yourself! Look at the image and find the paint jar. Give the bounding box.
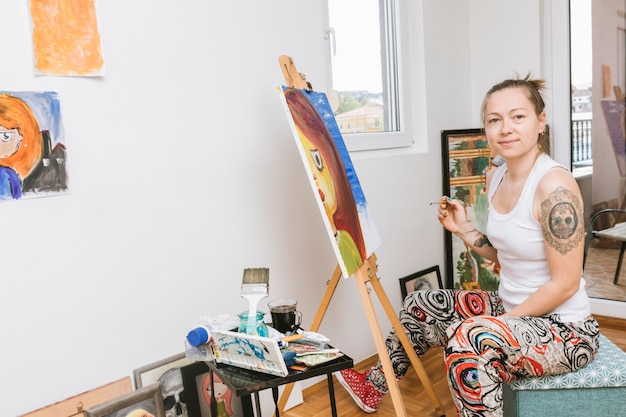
[237,311,269,337]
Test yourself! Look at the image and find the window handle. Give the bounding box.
[325,27,336,56]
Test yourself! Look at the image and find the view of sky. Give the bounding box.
[570,0,592,87]
[328,0,383,92]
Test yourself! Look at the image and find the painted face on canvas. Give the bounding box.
[283,88,368,273]
[202,373,233,415]
[298,131,338,228]
[0,127,22,158]
[483,87,546,160]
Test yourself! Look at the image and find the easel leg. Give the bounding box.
[309,265,343,332]
[276,259,445,417]
[368,269,446,416]
[353,263,408,417]
[274,265,342,415]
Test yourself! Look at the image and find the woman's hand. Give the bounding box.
[436,197,470,234]
[436,196,498,262]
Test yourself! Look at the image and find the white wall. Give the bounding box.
[469,1,543,119]
[2,1,583,416]
[468,0,572,165]
[4,1,337,415]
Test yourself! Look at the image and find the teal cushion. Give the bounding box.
[509,333,626,390]
[502,333,626,417]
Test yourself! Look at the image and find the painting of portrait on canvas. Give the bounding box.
[0,91,68,202]
[280,87,381,278]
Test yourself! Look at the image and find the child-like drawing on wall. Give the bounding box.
[0,95,42,199]
[283,88,369,276]
[0,126,23,199]
[0,92,68,201]
[202,373,233,417]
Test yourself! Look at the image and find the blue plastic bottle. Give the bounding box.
[186,325,212,346]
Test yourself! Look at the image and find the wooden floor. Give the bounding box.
[584,246,626,301]
[280,315,626,417]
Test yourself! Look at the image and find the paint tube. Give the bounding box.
[186,325,213,347]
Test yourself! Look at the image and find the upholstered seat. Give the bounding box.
[502,333,626,417]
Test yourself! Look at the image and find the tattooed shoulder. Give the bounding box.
[539,186,584,255]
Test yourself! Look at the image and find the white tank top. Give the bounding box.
[486,153,590,322]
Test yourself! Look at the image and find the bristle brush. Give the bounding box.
[240,268,269,335]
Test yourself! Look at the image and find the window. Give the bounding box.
[325,0,425,152]
[569,0,593,169]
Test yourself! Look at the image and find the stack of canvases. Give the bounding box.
[19,352,240,417]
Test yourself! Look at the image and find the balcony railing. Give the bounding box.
[572,118,592,166]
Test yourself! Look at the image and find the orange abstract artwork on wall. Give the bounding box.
[30,0,104,76]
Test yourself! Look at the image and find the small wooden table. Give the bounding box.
[204,351,353,417]
[595,221,626,284]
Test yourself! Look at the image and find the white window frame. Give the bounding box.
[324,0,428,153]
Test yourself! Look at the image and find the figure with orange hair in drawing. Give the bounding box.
[0,94,43,200]
[202,373,233,417]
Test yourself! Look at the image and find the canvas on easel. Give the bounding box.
[278,85,381,279]
[277,56,444,417]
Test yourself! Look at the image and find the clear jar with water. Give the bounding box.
[237,311,269,337]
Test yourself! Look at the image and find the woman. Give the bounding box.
[336,75,599,416]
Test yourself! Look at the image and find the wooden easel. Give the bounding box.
[277,55,445,417]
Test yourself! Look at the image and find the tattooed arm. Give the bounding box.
[437,197,499,263]
[437,169,498,262]
[503,169,585,317]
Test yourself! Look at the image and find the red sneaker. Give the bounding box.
[336,368,384,413]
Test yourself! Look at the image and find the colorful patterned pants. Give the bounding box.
[365,290,599,417]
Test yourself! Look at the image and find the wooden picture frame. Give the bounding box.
[133,352,193,389]
[133,352,193,417]
[441,128,500,291]
[399,265,443,299]
[19,378,132,417]
[180,362,245,417]
[84,383,165,417]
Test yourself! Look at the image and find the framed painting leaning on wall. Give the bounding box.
[440,129,501,291]
[399,265,443,299]
[133,352,193,417]
[84,383,165,417]
[181,362,244,417]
